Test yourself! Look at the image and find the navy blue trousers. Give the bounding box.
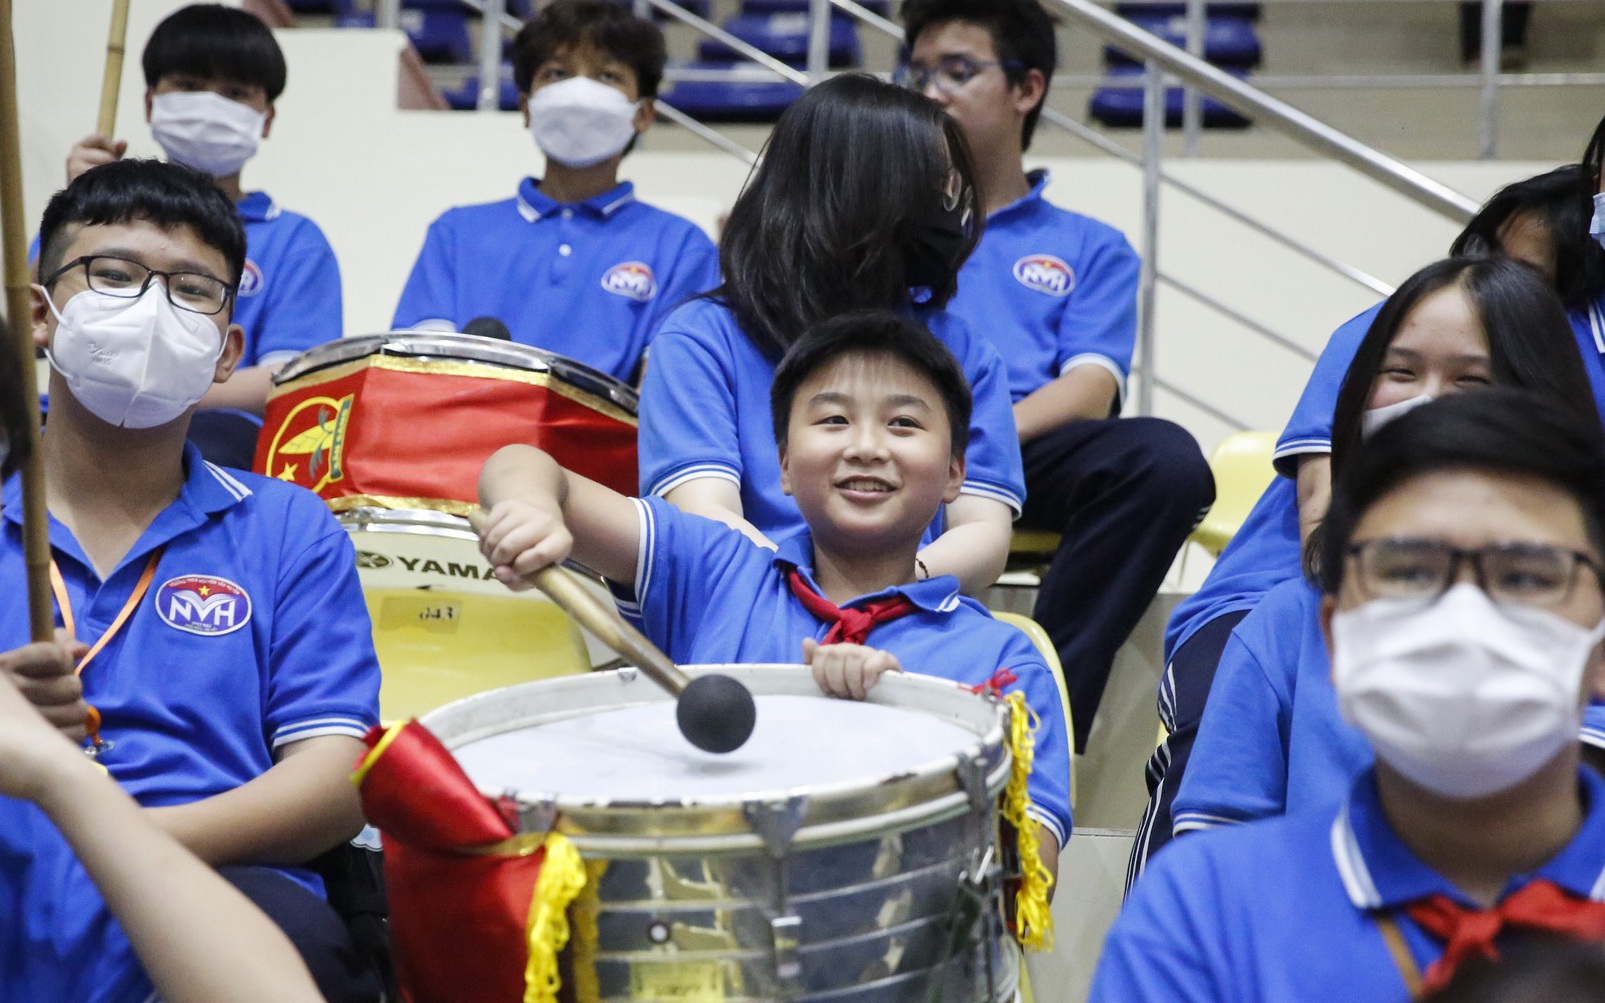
[1125,607,1250,891]
[221,866,383,1003]
[1018,417,1214,753]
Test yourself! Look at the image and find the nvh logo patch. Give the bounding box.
[238,259,264,297]
[157,575,252,636]
[1013,255,1075,297]
[600,262,657,302]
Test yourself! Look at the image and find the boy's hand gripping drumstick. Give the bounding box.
[467,508,756,753]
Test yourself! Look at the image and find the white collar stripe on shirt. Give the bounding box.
[1330,807,1383,909]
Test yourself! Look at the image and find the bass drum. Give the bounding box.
[342,508,619,719]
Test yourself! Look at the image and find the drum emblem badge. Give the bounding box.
[1012,254,1075,297]
[156,575,252,636]
[264,395,355,493]
[600,261,658,302]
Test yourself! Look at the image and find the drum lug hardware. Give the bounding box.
[517,797,557,834]
[768,914,804,988]
[617,665,639,684]
[955,753,989,814]
[744,796,807,859]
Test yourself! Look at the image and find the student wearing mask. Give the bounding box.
[64,4,342,418]
[900,0,1214,752]
[1172,257,1605,837]
[637,73,1024,597]
[2,159,381,1003]
[1092,389,1605,1002]
[1137,164,1605,879]
[393,0,718,385]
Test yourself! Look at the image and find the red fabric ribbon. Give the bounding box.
[965,668,1019,698]
[354,722,547,1003]
[786,569,917,645]
[1406,878,1605,993]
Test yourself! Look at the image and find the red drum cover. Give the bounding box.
[254,353,638,510]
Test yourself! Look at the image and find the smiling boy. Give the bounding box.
[477,310,1071,873]
[393,0,718,384]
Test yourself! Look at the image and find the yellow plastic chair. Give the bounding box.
[367,588,592,719]
[993,611,1076,809]
[1007,528,1063,573]
[1189,431,1278,557]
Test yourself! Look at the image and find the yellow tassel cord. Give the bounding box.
[349,721,409,788]
[522,832,589,1003]
[1003,691,1055,952]
[568,858,609,1003]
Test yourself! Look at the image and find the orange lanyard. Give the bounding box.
[48,548,164,751]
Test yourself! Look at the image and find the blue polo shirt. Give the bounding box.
[1092,766,1605,1003]
[638,298,1025,543]
[611,497,1071,846]
[392,178,719,383]
[232,192,343,368]
[28,190,341,371]
[1173,577,1605,835]
[945,170,1139,407]
[0,444,380,1003]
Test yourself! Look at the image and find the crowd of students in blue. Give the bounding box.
[5,0,1605,999]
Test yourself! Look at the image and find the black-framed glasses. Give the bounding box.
[895,55,1022,94]
[1346,538,1605,611]
[42,255,233,316]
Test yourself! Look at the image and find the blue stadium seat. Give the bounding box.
[334,8,474,64]
[1107,14,1261,68]
[697,12,861,68]
[442,67,523,111]
[1088,65,1251,129]
[740,0,891,16]
[660,60,804,122]
[1115,3,1261,18]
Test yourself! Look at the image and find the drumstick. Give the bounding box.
[466,509,757,754]
[0,0,52,643]
[97,0,131,137]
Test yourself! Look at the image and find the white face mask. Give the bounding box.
[527,76,639,168]
[1361,393,1436,439]
[150,91,266,178]
[42,283,225,429]
[1332,582,1605,800]
[1590,192,1605,252]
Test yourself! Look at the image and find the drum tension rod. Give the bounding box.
[744,797,808,995]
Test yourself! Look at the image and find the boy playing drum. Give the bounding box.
[477,309,1071,882]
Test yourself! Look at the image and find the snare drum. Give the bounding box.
[254,332,639,512]
[341,508,615,718]
[392,665,1018,1003]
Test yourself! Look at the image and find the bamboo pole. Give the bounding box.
[0,0,53,641]
[97,0,131,137]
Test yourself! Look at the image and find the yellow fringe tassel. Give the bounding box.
[1003,691,1055,952]
[523,832,588,1003]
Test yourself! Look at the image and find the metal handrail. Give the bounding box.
[1046,0,1479,223]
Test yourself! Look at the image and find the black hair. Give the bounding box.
[717,73,980,361]
[1584,110,1605,193]
[0,315,27,481]
[142,4,287,100]
[1449,163,1605,310]
[512,0,666,98]
[37,159,248,291]
[902,0,1059,150]
[1307,257,1598,580]
[770,310,973,457]
[1424,940,1605,1003]
[1318,388,1605,595]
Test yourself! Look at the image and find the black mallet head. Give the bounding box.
[676,674,757,754]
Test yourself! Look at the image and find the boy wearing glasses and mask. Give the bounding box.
[392,0,718,385]
[901,0,1213,754]
[1091,389,1605,1002]
[64,4,342,419]
[2,161,382,1002]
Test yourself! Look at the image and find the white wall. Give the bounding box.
[11,9,1563,452]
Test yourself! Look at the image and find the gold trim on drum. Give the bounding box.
[329,495,480,516]
[268,353,638,426]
